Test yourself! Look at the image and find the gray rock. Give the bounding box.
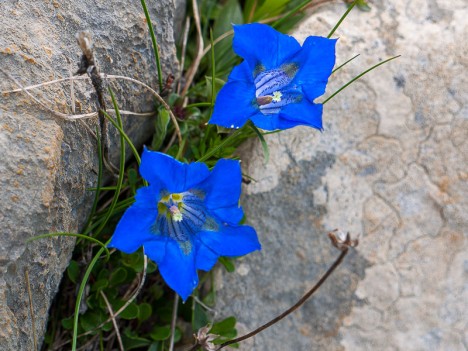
[216,1,467,350]
[0,1,181,349]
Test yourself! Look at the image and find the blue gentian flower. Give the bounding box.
[108,148,261,301]
[209,23,337,131]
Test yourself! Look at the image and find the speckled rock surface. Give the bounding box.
[216,1,467,350]
[0,1,180,349]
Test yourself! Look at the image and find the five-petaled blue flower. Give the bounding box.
[108,148,261,301]
[209,23,337,131]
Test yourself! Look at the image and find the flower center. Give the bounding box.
[153,190,218,254]
[254,63,301,115]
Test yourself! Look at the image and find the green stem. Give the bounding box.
[197,129,243,162]
[92,89,126,238]
[186,102,212,108]
[102,111,141,165]
[71,240,111,351]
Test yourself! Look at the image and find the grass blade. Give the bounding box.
[141,0,164,92]
[72,240,110,351]
[249,123,270,164]
[210,28,216,111]
[332,53,360,74]
[93,89,127,237]
[327,0,357,38]
[102,111,141,165]
[271,0,315,29]
[323,55,401,104]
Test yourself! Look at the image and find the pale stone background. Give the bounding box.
[217,1,467,350]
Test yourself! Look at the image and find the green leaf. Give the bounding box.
[147,260,158,274]
[138,302,152,322]
[147,342,160,351]
[249,123,269,163]
[91,278,109,292]
[61,316,74,330]
[254,0,289,20]
[127,168,138,195]
[210,316,237,335]
[192,301,210,331]
[150,325,171,341]
[213,0,243,73]
[202,291,216,307]
[112,301,139,320]
[109,267,128,286]
[219,257,236,272]
[80,311,106,332]
[122,329,152,350]
[67,260,80,284]
[173,327,182,343]
[121,251,145,272]
[152,108,171,150]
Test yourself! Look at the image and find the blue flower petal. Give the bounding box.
[199,159,242,209]
[195,242,219,271]
[212,206,244,225]
[140,148,210,193]
[143,237,168,263]
[233,23,301,71]
[227,60,254,83]
[278,100,323,130]
[108,206,157,253]
[209,80,258,129]
[250,112,281,131]
[157,240,198,301]
[199,225,261,257]
[290,36,337,101]
[133,185,160,210]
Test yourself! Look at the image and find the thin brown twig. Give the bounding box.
[53,254,148,349]
[247,0,258,23]
[177,17,191,95]
[100,290,124,351]
[169,294,180,351]
[24,269,38,351]
[1,72,181,144]
[180,0,203,97]
[215,248,349,350]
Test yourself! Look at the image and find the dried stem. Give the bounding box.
[1,73,181,145]
[168,294,180,351]
[215,248,349,350]
[99,291,124,351]
[54,254,148,349]
[75,31,112,172]
[180,0,203,97]
[177,17,191,95]
[24,269,38,351]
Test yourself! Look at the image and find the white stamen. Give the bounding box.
[272,91,282,102]
[169,205,183,222]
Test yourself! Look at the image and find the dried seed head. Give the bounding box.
[194,325,217,351]
[328,229,359,251]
